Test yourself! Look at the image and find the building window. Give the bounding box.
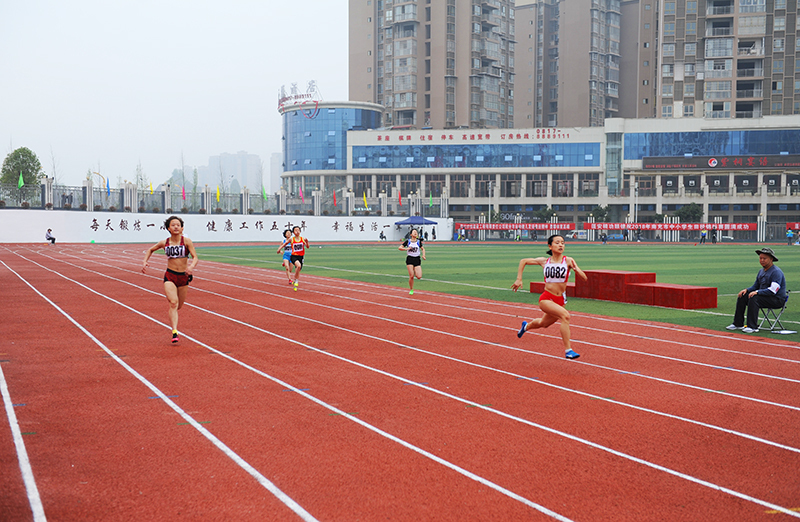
[663,43,675,56]
[643,60,649,67]
[663,23,675,36]
[772,101,782,114]
[662,64,674,77]
[739,0,766,13]
[774,60,784,73]
[662,105,673,118]
[662,84,674,97]
[684,105,694,117]
[664,2,675,14]
[774,38,785,52]
[686,22,696,35]
[772,81,783,94]
[685,43,696,55]
[685,83,695,97]
[774,16,786,31]
[687,1,697,13]
[685,63,695,76]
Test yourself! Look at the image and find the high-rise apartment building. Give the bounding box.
[656,0,798,119]
[514,0,798,127]
[349,0,517,129]
[515,0,630,127]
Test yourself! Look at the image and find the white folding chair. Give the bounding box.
[759,290,796,334]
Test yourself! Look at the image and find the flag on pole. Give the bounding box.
[106,177,110,196]
[216,185,220,202]
[398,192,402,206]
[182,185,186,201]
[17,172,23,189]
[262,186,267,200]
[363,192,368,209]
[149,181,153,195]
[429,192,433,207]
[333,190,337,207]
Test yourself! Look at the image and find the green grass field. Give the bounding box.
[197,241,799,335]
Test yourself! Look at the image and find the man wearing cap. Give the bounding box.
[726,248,787,333]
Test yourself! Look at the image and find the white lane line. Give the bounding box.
[13,253,800,519]
[7,255,575,521]
[1,260,319,522]
[0,361,46,521]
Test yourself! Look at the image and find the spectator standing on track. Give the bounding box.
[399,228,425,295]
[278,229,293,284]
[45,228,56,245]
[512,234,588,359]
[726,247,787,334]
[277,226,309,291]
[142,216,198,344]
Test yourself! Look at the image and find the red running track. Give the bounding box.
[1,243,799,521]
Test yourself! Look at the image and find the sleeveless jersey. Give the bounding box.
[404,239,422,258]
[291,236,306,256]
[165,236,187,259]
[543,257,570,283]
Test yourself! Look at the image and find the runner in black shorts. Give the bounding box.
[143,216,198,343]
[399,228,426,295]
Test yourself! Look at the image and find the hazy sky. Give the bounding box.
[0,1,348,187]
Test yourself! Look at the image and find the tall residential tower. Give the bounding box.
[349,0,517,129]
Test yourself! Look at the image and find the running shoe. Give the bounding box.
[171,332,179,344]
[293,281,299,292]
[517,321,527,338]
[409,290,414,295]
[742,327,759,333]
[288,278,293,285]
[725,324,742,330]
[565,349,580,359]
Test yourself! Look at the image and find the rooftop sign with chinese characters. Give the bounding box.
[642,155,800,171]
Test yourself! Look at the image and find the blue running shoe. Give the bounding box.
[517,321,527,338]
[565,350,580,359]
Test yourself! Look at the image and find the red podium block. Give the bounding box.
[624,283,655,306]
[583,270,656,301]
[651,283,717,309]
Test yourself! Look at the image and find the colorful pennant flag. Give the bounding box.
[429,192,433,207]
[333,190,337,207]
[17,172,23,189]
[398,192,402,206]
[106,177,110,196]
[299,186,304,203]
[363,192,368,209]
[262,186,267,200]
[182,185,186,201]
[149,181,153,195]
[216,185,220,202]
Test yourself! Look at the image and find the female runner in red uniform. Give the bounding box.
[511,233,587,359]
[142,216,199,343]
[277,226,309,291]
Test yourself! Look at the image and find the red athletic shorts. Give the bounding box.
[164,269,193,287]
[538,290,565,307]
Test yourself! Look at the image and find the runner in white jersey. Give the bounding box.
[399,229,426,295]
[511,233,587,359]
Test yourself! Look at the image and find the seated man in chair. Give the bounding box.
[726,247,786,333]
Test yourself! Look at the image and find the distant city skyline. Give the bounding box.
[0,1,348,188]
